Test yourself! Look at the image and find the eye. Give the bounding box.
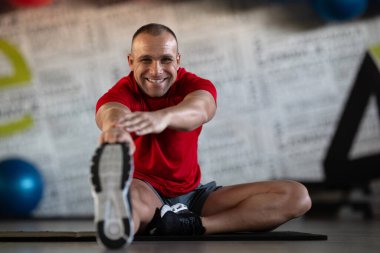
[140,58,152,64]
[161,57,173,64]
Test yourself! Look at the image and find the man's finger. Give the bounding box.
[104,132,117,143]
[125,119,150,132]
[120,136,136,154]
[118,112,143,125]
[135,125,153,136]
[124,117,147,129]
[98,134,105,144]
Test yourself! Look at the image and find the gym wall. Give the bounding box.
[1,0,380,216]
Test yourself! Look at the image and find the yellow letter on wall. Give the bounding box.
[0,38,34,137]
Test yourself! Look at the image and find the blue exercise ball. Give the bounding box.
[310,0,368,21]
[0,158,44,217]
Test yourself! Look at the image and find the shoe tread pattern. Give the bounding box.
[91,142,133,249]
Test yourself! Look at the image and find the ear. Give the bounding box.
[176,53,181,70]
[128,54,134,70]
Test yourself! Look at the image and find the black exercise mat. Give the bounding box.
[0,231,96,242]
[136,231,327,241]
[0,231,327,242]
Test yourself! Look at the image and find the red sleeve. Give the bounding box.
[95,77,134,113]
[178,69,217,104]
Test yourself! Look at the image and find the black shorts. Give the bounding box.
[140,180,222,216]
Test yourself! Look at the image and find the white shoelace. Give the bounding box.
[160,203,189,217]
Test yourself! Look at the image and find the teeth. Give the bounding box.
[147,78,165,83]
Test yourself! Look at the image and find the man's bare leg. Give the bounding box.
[201,180,312,234]
[130,179,163,233]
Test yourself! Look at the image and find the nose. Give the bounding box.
[150,60,163,76]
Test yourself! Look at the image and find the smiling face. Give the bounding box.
[128,32,181,97]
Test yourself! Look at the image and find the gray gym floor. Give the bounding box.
[0,218,379,253]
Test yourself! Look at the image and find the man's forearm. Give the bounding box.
[96,102,131,130]
[163,90,216,131]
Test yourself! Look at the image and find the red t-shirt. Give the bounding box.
[96,68,217,197]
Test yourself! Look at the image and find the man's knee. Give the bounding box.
[279,180,312,218]
[130,180,162,221]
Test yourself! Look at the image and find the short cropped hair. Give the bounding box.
[131,23,178,51]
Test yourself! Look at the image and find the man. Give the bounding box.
[90,23,312,249]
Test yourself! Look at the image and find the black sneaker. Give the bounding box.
[149,204,205,236]
[90,143,134,249]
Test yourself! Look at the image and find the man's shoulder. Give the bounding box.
[177,67,197,79]
[112,73,137,92]
[176,68,210,85]
[172,68,216,100]
[116,73,134,86]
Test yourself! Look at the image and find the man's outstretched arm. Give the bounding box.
[96,102,136,153]
[117,90,216,136]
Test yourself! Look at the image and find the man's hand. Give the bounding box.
[117,110,170,136]
[99,127,136,154]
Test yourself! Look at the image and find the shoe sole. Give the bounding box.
[90,143,134,249]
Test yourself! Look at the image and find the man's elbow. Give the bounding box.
[181,111,212,131]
